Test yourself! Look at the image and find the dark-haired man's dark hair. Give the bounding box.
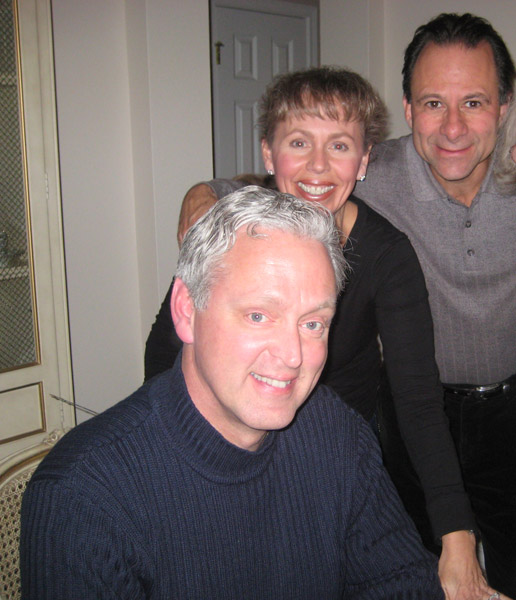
[403,13,515,104]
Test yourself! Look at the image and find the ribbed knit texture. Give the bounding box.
[21,360,443,599]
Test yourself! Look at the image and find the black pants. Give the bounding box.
[378,379,516,597]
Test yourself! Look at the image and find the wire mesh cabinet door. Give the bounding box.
[0,0,74,463]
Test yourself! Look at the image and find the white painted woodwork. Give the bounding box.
[0,0,74,464]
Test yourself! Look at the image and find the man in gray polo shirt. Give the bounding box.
[355,13,516,599]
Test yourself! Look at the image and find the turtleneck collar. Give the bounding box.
[151,356,277,484]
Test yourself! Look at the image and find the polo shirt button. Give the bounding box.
[467,249,475,256]
[465,220,472,228]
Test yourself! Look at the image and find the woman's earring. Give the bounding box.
[267,170,274,176]
[358,175,366,182]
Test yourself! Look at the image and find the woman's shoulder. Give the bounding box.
[346,196,422,285]
[351,195,408,246]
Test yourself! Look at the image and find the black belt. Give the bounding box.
[443,373,516,398]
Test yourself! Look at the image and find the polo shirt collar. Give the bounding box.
[405,134,498,204]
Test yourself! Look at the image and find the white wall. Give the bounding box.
[52,0,212,417]
[145,2,212,299]
[52,0,143,417]
[51,0,516,417]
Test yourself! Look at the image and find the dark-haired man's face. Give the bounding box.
[404,41,508,205]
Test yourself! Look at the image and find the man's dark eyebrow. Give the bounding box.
[415,92,492,104]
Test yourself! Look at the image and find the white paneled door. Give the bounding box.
[211,0,318,179]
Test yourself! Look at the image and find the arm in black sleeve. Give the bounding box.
[144,281,182,381]
[373,237,476,539]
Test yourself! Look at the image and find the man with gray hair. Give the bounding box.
[21,187,442,598]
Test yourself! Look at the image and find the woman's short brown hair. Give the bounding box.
[258,66,389,150]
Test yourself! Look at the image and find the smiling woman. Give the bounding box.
[259,68,385,236]
[262,115,368,230]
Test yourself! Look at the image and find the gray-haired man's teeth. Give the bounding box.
[251,373,291,388]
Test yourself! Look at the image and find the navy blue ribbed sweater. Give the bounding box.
[20,360,443,599]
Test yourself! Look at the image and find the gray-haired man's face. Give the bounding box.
[174,227,337,451]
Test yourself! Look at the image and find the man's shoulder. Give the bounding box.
[297,384,372,441]
[369,135,412,168]
[288,385,384,483]
[355,135,413,200]
[355,135,420,217]
[30,371,175,487]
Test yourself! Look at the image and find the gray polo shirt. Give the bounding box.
[356,135,516,385]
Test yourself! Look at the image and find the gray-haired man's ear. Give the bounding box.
[510,144,516,164]
[170,278,195,345]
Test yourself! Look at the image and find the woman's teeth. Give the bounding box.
[297,182,334,195]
